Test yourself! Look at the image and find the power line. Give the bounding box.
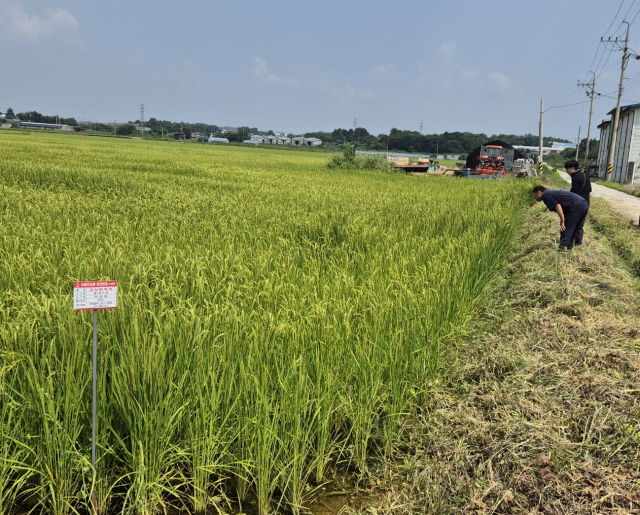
[605,0,627,35]
[545,99,591,111]
[583,0,629,81]
[623,0,639,25]
[629,3,640,25]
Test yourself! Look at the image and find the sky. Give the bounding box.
[1,0,640,140]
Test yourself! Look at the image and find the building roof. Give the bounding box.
[607,102,640,116]
[597,119,612,129]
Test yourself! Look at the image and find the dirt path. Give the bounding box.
[559,171,640,225]
[360,202,640,514]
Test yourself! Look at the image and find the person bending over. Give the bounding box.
[532,185,589,250]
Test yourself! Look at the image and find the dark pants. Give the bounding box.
[560,202,589,249]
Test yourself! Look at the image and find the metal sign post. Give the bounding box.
[74,281,118,512]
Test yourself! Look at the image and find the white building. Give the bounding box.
[597,103,640,185]
[17,121,72,131]
[512,145,566,156]
[291,136,322,146]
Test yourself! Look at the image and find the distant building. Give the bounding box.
[174,133,186,140]
[16,121,72,131]
[512,145,565,156]
[292,136,322,146]
[597,102,640,184]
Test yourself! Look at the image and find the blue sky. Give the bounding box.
[1,0,639,140]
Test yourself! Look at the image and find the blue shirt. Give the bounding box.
[541,189,588,213]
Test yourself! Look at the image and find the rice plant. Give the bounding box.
[0,131,531,514]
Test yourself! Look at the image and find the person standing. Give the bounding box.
[532,186,589,249]
[564,159,592,204]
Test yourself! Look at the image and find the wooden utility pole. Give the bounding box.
[607,21,630,177]
[539,99,544,170]
[578,72,599,169]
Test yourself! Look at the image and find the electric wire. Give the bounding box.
[622,0,639,25]
[605,0,628,35]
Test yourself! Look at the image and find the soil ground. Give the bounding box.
[347,188,640,514]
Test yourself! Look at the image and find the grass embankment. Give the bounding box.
[594,179,640,198]
[0,131,531,515]
[355,186,640,513]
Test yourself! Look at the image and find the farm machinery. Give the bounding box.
[456,143,533,178]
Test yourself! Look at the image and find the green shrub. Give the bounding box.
[326,146,397,172]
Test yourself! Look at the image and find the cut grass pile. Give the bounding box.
[0,132,531,515]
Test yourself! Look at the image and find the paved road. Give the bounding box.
[558,171,640,225]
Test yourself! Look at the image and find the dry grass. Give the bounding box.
[353,200,640,514]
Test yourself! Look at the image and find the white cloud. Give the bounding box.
[437,41,456,61]
[319,80,355,101]
[253,57,298,85]
[370,63,405,80]
[459,68,479,80]
[361,91,376,99]
[167,58,207,91]
[487,72,510,90]
[0,2,78,42]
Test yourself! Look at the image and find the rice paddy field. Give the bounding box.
[0,131,531,515]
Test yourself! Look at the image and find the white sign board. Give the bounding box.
[74,281,118,311]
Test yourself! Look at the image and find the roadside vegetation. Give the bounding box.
[0,131,532,515]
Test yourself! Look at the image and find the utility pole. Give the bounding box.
[114,120,116,136]
[575,126,581,161]
[140,103,145,139]
[578,72,599,169]
[539,99,544,172]
[353,116,357,130]
[606,21,630,178]
[419,121,423,134]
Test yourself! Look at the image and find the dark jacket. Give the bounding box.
[570,170,592,204]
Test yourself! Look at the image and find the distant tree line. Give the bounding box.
[2,106,575,153]
[4,107,77,126]
[303,127,572,154]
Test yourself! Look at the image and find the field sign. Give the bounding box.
[74,281,118,311]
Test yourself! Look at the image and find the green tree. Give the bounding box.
[5,107,15,118]
[116,124,136,136]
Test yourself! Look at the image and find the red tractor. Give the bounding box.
[475,145,506,177]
